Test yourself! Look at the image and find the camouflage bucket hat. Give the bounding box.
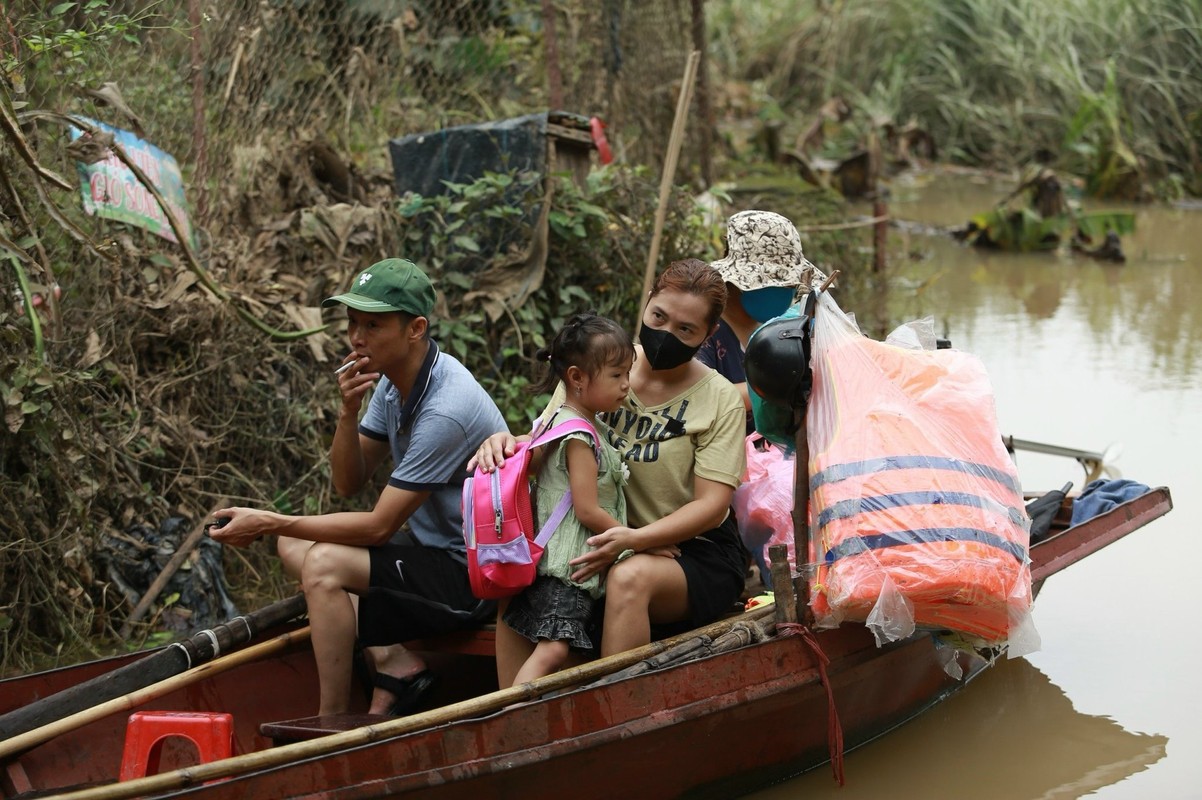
[709,210,815,291]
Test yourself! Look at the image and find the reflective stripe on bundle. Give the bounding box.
[811,441,1030,642]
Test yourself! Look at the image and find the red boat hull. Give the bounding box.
[0,487,1173,799]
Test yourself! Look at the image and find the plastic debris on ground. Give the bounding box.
[102,515,240,636]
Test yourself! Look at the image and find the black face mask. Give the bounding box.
[639,325,702,371]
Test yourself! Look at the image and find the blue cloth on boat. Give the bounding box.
[1070,478,1151,526]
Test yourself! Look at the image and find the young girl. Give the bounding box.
[478,259,747,659]
[496,312,635,686]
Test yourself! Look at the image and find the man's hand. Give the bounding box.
[207,507,276,548]
[468,431,522,473]
[335,352,379,415]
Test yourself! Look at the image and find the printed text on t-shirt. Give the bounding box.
[599,400,689,463]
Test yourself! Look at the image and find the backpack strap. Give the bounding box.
[536,494,577,549]
[529,415,604,548]
[529,416,601,456]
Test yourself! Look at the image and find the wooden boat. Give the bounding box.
[0,482,1171,800]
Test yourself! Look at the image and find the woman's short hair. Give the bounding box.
[652,258,727,327]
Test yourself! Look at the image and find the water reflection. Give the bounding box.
[1023,276,1065,320]
[746,658,1167,800]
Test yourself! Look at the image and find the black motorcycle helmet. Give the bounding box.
[744,299,814,411]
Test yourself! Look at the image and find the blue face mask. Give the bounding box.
[741,286,797,323]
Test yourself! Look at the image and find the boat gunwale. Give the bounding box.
[2,485,1174,800]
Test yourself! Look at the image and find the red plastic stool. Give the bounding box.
[118,711,234,781]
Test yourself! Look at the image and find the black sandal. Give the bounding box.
[373,670,437,717]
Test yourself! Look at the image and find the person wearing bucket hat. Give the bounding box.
[209,257,507,718]
[698,210,821,433]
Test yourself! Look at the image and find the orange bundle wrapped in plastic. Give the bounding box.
[805,292,1033,648]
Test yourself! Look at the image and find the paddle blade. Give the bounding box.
[1100,442,1123,479]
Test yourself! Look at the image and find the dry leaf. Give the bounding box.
[81,328,104,368]
[283,302,330,362]
[145,270,198,309]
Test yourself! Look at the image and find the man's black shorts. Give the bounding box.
[357,542,495,646]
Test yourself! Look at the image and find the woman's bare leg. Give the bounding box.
[600,555,689,657]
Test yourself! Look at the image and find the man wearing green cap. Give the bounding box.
[211,258,507,717]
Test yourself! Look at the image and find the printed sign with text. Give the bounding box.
[68,118,195,248]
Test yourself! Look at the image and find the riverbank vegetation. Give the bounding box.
[708,0,1202,199]
[2,0,1200,674]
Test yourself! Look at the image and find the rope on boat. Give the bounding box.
[585,619,770,687]
[776,621,845,786]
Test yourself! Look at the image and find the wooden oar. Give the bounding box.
[0,626,311,761]
[49,605,776,800]
[0,593,306,741]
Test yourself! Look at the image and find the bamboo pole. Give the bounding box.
[49,606,775,800]
[791,271,838,626]
[797,215,888,233]
[870,125,887,272]
[188,0,207,220]
[769,544,797,627]
[872,198,888,273]
[0,627,311,761]
[690,0,713,187]
[541,0,564,110]
[792,406,812,625]
[635,49,701,336]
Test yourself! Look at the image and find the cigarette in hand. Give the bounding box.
[334,360,359,376]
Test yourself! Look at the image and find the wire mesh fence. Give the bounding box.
[4,0,711,234]
[0,0,723,669]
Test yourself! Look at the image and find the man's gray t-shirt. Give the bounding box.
[359,341,507,554]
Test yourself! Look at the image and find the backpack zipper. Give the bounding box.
[490,470,503,537]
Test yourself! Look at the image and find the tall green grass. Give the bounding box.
[708,0,1202,197]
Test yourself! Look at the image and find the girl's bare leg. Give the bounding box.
[512,639,571,685]
[494,598,536,688]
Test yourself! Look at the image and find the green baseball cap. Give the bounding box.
[322,258,436,317]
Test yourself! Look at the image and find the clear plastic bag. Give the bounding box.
[805,292,1034,649]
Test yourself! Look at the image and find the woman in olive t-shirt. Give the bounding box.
[475,258,747,659]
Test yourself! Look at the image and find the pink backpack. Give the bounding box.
[462,417,601,600]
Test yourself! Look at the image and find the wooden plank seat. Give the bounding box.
[402,624,496,658]
[260,713,392,746]
[260,625,498,745]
